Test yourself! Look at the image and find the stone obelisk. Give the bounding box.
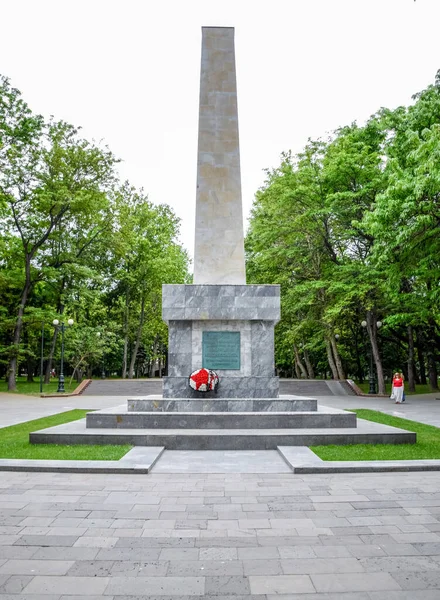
[162,27,280,399]
[193,27,246,285]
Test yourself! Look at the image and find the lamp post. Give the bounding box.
[361,319,382,394]
[53,318,74,393]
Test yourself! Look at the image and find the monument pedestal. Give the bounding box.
[162,284,280,399]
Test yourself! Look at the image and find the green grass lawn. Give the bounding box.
[0,376,77,396]
[312,408,440,461]
[354,381,435,395]
[0,410,131,460]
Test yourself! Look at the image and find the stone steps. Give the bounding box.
[30,419,416,450]
[86,410,356,430]
[81,379,357,397]
[84,379,163,396]
[127,396,317,412]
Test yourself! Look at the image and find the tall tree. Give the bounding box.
[0,77,117,389]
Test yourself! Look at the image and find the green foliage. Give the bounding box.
[0,75,189,386]
[246,72,440,389]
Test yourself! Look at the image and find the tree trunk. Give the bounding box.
[122,289,129,378]
[45,308,64,384]
[407,325,416,392]
[428,353,439,391]
[353,335,363,382]
[26,357,35,383]
[330,336,345,379]
[325,339,339,380]
[122,336,128,379]
[294,361,301,379]
[293,345,308,378]
[303,348,315,379]
[44,328,58,384]
[366,310,385,394]
[8,276,32,391]
[416,328,427,385]
[427,320,439,391]
[128,294,146,379]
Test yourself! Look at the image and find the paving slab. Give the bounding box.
[1,471,440,596]
[151,450,292,473]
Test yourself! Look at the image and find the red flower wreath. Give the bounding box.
[189,368,219,393]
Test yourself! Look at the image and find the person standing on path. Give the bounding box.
[392,372,405,404]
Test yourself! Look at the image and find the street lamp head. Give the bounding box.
[335,334,340,340]
[96,332,101,337]
[67,319,74,326]
[361,320,367,328]
[53,319,59,326]
[377,321,382,329]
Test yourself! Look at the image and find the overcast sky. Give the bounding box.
[1,0,439,266]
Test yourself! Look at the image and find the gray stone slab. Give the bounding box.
[105,575,204,595]
[0,559,74,575]
[0,574,33,594]
[33,547,99,560]
[311,572,402,592]
[249,574,315,594]
[87,409,355,429]
[204,575,250,595]
[369,592,440,600]
[29,416,415,451]
[390,570,440,589]
[151,450,292,473]
[359,555,440,572]
[13,535,79,547]
[280,557,364,574]
[162,286,280,321]
[23,575,109,595]
[266,594,371,600]
[127,395,317,412]
[163,375,280,399]
[167,559,243,576]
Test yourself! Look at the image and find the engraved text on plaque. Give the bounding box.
[202,331,241,370]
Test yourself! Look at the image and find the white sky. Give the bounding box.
[1,0,439,267]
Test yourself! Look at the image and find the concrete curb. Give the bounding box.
[2,446,440,474]
[277,446,440,474]
[40,378,92,398]
[0,447,165,474]
[345,379,388,398]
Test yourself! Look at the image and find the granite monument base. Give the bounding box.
[162,284,280,399]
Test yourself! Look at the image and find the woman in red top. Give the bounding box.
[392,372,404,404]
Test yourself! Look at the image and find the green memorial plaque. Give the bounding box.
[202,331,241,370]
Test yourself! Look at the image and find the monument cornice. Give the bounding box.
[162,284,280,323]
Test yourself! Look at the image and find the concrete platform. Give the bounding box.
[127,395,317,412]
[87,405,356,429]
[30,414,415,449]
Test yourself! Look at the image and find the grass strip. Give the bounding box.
[0,377,77,396]
[0,410,131,460]
[354,382,435,395]
[311,408,440,461]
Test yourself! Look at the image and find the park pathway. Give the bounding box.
[1,470,440,597]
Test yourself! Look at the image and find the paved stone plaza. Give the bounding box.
[1,470,440,598]
[2,391,440,595]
